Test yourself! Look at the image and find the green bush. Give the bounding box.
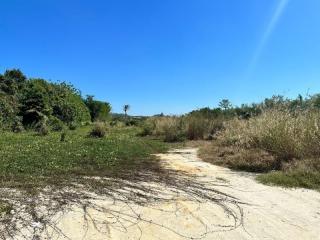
[49,117,65,131]
[138,120,155,136]
[0,94,19,130]
[11,116,24,133]
[85,96,111,122]
[60,131,67,142]
[68,122,78,130]
[36,122,50,136]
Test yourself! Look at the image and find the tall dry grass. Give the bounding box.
[140,115,224,142]
[220,109,320,161]
[154,117,185,142]
[184,115,224,140]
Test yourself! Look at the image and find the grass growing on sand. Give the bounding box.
[198,109,320,191]
[0,126,168,191]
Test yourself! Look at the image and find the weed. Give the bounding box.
[0,201,12,216]
[0,126,168,191]
[89,122,106,138]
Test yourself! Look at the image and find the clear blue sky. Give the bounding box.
[1,0,320,115]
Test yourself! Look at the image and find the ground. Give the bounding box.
[7,148,320,240]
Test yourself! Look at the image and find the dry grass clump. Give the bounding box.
[185,115,224,140]
[89,122,107,138]
[153,117,185,142]
[140,115,224,142]
[199,142,276,172]
[220,109,320,161]
[200,109,320,190]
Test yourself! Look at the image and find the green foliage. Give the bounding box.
[0,69,107,132]
[0,201,12,216]
[48,116,65,131]
[36,122,50,136]
[123,104,130,115]
[85,95,111,122]
[60,131,67,142]
[0,69,26,95]
[0,94,19,130]
[51,82,91,124]
[11,116,24,133]
[257,158,320,191]
[68,122,78,130]
[219,99,232,110]
[0,126,168,190]
[139,120,155,136]
[257,171,320,190]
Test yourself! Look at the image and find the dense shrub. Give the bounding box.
[60,131,67,142]
[36,122,50,136]
[139,120,155,136]
[49,116,64,131]
[68,122,78,130]
[51,87,91,124]
[0,93,20,130]
[11,117,24,133]
[0,69,109,132]
[89,122,106,138]
[85,96,111,122]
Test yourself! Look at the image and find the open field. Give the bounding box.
[2,1,320,239]
[0,126,169,189]
[1,70,320,239]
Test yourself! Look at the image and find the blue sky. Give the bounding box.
[1,0,320,115]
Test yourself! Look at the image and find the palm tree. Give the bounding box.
[123,104,130,118]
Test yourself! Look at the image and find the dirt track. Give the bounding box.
[17,148,320,239]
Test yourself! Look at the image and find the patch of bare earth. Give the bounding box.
[2,148,320,239]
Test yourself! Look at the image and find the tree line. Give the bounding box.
[189,94,320,120]
[0,69,111,132]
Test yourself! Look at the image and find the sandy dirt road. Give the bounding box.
[15,148,320,240]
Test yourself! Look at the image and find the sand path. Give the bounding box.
[16,148,320,240]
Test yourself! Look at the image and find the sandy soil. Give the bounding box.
[14,148,320,240]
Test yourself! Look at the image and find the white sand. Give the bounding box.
[16,148,320,240]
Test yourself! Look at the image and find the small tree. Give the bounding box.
[85,95,111,122]
[219,99,232,110]
[123,104,130,118]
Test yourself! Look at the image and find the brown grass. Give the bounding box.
[199,141,276,172]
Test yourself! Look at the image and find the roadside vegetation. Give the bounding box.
[0,69,169,193]
[0,125,167,191]
[0,68,319,196]
[0,68,319,238]
[141,96,320,191]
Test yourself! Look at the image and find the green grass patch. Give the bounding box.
[257,171,320,191]
[0,126,168,190]
[0,201,12,216]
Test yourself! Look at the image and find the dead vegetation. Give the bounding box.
[199,141,276,173]
[0,164,247,239]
